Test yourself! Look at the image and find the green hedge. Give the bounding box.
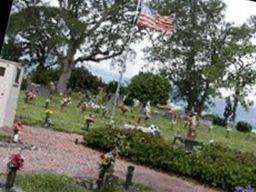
[236,121,252,133]
[84,127,256,191]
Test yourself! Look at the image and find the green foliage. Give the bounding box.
[68,66,105,94]
[123,96,134,106]
[5,0,144,92]
[127,72,171,105]
[222,24,256,122]
[146,0,230,112]
[84,127,256,191]
[5,6,65,68]
[0,132,8,141]
[146,0,256,116]
[30,67,60,85]
[203,114,227,127]
[105,81,127,95]
[236,121,252,133]
[212,115,226,127]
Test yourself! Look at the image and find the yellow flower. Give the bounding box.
[45,110,53,114]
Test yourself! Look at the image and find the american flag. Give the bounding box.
[137,1,174,32]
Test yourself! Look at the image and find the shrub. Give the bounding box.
[213,116,226,126]
[84,127,256,191]
[203,114,226,127]
[236,121,252,133]
[123,96,134,106]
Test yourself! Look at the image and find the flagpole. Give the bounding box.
[110,0,143,124]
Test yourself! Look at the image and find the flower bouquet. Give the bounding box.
[97,149,118,189]
[6,153,24,189]
[43,110,53,128]
[60,97,72,111]
[7,153,24,170]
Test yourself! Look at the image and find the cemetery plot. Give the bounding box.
[15,91,256,153]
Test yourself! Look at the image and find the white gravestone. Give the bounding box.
[0,59,23,128]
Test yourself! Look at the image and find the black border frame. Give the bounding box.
[0,0,14,54]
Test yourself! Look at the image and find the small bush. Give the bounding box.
[236,121,252,133]
[204,114,226,127]
[84,127,256,191]
[213,116,226,126]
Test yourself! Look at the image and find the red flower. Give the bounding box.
[13,121,23,131]
[9,153,24,170]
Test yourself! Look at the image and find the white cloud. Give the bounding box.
[225,0,256,24]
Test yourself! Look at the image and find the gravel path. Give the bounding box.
[0,126,218,192]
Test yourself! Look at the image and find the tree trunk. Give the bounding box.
[231,90,239,122]
[194,81,210,116]
[57,48,76,93]
[231,97,238,122]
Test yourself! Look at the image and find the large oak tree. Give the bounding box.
[145,0,256,115]
[4,0,143,92]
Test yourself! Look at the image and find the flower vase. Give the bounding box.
[97,168,106,189]
[13,134,19,143]
[5,167,17,189]
[125,166,135,189]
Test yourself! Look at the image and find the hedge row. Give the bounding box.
[84,127,256,191]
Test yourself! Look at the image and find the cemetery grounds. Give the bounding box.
[0,91,255,192]
[16,91,256,154]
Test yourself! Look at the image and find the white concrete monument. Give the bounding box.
[0,59,23,128]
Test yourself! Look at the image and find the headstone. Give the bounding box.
[199,119,213,132]
[85,114,95,131]
[27,83,50,97]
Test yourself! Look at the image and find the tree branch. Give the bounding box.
[75,47,124,63]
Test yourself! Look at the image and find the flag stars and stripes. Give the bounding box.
[137,1,174,32]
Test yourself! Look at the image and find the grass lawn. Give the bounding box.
[16,91,256,154]
[16,174,87,192]
[0,132,8,141]
[0,173,154,192]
